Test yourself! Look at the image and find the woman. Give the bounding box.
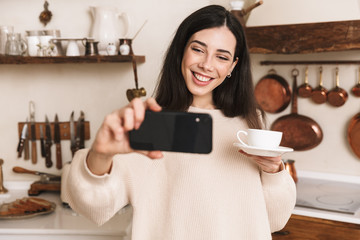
[63,5,296,240]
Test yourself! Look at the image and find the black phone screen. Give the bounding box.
[129,110,212,154]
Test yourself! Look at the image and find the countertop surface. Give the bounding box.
[1,171,359,239]
[0,181,132,239]
[293,170,360,225]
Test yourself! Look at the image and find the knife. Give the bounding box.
[44,115,53,168]
[17,122,28,158]
[29,101,37,164]
[39,125,46,158]
[74,111,85,152]
[54,114,62,169]
[13,166,61,182]
[24,119,30,160]
[78,111,85,149]
[70,111,76,157]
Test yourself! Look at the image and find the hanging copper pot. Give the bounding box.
[254,69,291,113]
[298,67,312,98]
[327,67,348,107]
[311,66,328,104]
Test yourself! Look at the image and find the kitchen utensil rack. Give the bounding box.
[17,121,90,140]
[0,55,145,64]
[260,60,360,65]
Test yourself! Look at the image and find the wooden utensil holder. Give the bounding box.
[18,121,90,140]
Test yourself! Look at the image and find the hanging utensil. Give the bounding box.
[311,66,328,104]
[327,67,348,107]
[351,66,360,97]
[271,68,323,151]
[39,1,53,26]
[132,20,148,41]
[298,66,312,98]
[347,110,360,159]
[126,58,146,101]
[29,101,37,164]
[254,69,291,113]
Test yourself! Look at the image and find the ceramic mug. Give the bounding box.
[236,129,282,149]
[26,36,40,56]
[66,40,80,56]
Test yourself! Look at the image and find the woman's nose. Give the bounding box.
[199,56,214,71]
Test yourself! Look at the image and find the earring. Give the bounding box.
[227,73,232,78]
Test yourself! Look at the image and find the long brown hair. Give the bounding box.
[154,5,264,129]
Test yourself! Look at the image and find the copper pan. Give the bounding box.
[347,111,360,159]
[327,67,348,107]
[351,66,360,97]
[254,69,291,113]
[311,67,328,104]
[298,67,312,98]
[271,69,323,151]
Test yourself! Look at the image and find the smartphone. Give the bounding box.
[129,110,212,154]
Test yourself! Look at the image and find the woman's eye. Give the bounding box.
[191,47,203,53]
[218,56,230,61]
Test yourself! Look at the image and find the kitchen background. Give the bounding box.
[1,0,360,181]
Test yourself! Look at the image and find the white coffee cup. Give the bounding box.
[66,40,80,56]
[26,36,40,56]
[237,129,282,149]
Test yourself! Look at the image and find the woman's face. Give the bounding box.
[181,26,238,108]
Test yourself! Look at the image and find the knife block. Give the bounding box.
[17,121,90,140]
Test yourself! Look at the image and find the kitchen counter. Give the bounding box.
[293,170,360,225]
[0,181,132,240]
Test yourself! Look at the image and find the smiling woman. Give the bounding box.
[63,5,296,240]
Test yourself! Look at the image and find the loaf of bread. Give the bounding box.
[0,197,53,217]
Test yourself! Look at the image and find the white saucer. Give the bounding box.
[233,142,293,157]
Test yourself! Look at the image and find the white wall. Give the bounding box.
[1,0,360,181]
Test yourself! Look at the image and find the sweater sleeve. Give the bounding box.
[261,166,296,232]
[61,149,130,226]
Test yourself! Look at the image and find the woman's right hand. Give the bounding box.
[86,98,163,175]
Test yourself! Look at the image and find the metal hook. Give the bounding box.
[291,68,299,77]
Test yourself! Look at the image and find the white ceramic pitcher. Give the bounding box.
[89,6,130,55]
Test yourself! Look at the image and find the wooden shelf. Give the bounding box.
[0,55,145,64]
[245,20,360,54]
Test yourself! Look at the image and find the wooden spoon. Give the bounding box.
[351,66,360,97]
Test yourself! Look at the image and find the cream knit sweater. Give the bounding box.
[62,107,296,240]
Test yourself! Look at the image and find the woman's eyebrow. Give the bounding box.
[190,40,233,57]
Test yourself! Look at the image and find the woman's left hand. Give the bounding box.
[239,150,282,173]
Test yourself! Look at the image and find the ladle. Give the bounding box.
[351,66,360,97]
[126,58,146,101]
[298,66,312,98]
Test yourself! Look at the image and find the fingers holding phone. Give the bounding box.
[90,98,162,159]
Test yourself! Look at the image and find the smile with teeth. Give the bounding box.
[193,72,213,82]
